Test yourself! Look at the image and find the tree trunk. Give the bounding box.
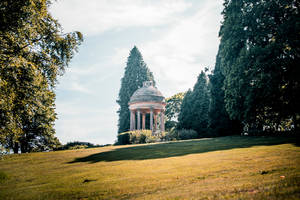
[20,142,28,153]
[13,142,19,154]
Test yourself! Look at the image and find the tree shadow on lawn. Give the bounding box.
[68,136,299,164]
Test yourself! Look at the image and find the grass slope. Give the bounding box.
[0,136,299,200]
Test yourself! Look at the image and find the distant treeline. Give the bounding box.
[55,141,111,150]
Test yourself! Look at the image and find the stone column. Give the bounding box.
[130,110,133,131]
[154,113,157,131]
[160,110,165,132]
[137,109,141,130]
[150,108,153,131]
[142,112,146,130]
[133,111,136,130]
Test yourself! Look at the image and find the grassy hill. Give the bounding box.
[0,136,299,200]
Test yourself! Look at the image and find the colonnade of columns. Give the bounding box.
[130,108,165,132]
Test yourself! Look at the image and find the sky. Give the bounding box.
[50,0,224,145]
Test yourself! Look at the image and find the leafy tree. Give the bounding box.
[178,71,210,136]
[0,0,83,153]
[165,92,185,131]
[117,46,155,133]
[219,0,300,131]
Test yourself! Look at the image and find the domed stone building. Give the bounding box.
[128,81,166,134]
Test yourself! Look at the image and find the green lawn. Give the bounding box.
[0,136,299,200]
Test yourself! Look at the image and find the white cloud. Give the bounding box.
[50,0,191,35]
[112,1,223,97]
[57,62,119,95]
[143,1,222,97]
[55,102,119,144]
[57,69,93,94]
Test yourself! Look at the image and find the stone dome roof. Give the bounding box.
[129,81,165,104]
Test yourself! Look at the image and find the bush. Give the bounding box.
[145,134,161,143]
[117,130,167,145]
[116,129,199,145]
[117,133,130,145]
[161,128,178,141]
[177,129,198,140]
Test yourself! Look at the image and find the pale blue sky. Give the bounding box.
[50,0,223,145]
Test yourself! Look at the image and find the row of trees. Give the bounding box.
[176,0,299,136]
[217,0,299,133]
[171,69,241,137]
[177,71,209,134]
[0,0,83,153]
[118,0,299,138]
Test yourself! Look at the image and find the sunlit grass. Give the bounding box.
[0,136,299,199]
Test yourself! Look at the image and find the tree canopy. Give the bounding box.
[117,46,155,133]
[165,92,185,131]
[178,71,209,135]
[218,0,299,131]
[208,50,241,136]
[0,0,83,152]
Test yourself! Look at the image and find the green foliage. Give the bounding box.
[219,0,300,131]
[162,129,178,141]
[144,134,161,143]
[117,130,152,145]
[177,90,193,130]
[0,0,83,152]
[165,92,185,131]
[117,130,172,145]
[117,133,131,145]
[178,71,210,135]
[117,46,155,133]
[177,129,198,140]
[208,51,242,136]
[55,141,101,150]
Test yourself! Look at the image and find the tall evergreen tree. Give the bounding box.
[178,71,209,135]
[219,0,299,131]
[177,90,193,130]
[0,0,83,152]
[219,0,246,124]
[191,71,210,134]
[208,50,241,136]
[117,46,155,133]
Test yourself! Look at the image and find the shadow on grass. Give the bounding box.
[68,136,299,163]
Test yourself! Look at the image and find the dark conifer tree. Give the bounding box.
[177,90,193,130]
[208,50,241,136]
[178,71,209,136]
[191,71,210,135]
[117,46,155,133]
